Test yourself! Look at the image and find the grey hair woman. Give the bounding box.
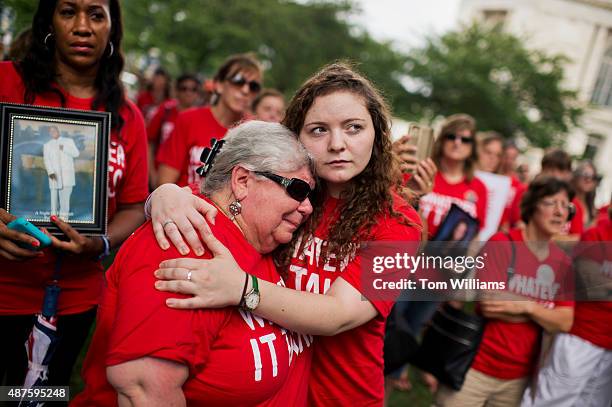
[73,120,316,406]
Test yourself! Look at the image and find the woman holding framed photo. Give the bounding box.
[0,0,148,389]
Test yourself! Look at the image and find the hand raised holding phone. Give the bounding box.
[393,123,438,196]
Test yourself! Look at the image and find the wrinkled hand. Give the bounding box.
[154,230,245,309]
[392,135,418,173]
[0,209,43,261]
[47,215,101,256]
[150,184,217,256]
[407,158,437,197]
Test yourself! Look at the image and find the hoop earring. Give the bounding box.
[107,42,114,58]
[44,33,54,49]
[228,200,242,220]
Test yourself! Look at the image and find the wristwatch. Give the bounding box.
[241,275,260,311]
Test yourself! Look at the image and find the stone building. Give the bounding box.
[459,0,612,205]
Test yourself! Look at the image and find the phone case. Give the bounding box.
[7,217,52,249]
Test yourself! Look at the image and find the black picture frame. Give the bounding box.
[0,103,110,235]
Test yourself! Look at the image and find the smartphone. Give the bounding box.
[416,126,434,162]
[7,217,52,250]
[405,123,434,171]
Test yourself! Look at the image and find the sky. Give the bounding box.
[351,0,462,51]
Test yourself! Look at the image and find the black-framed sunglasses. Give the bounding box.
[227,73,262,94]
[444,133,474,144]
[254,171,313,202]
[578,173,602,182]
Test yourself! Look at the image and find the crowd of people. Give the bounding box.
[0,1,610,406]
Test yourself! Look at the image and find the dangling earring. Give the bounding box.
[44,33,54,50]
[107,42,114,58]
[228,200,242,220]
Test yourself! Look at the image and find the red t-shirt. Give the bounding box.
[500,176,526,230]
[286,194,422,406]
[563,197,585,235]
[419,172,488,238]
[596,205,610,226]
[570,219,612,349]
[135,90,168,124]
[146,99,179,146]
[0,61,149,316]
[156,106,227,186]
[472,229,575,379]
[73,198,304,406]
[136,90,153,112]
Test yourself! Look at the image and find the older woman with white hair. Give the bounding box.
[72,121,315,406]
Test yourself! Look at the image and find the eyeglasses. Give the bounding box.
[254,171,313,202]
[178,85,198,92]
[227,73,261,94]
[444,134,474,144]
[578,173,601,182]
[539,200,572,211]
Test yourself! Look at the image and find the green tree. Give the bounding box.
[5,0,412,116]
[403,23,582,147]
[120,0,411,115]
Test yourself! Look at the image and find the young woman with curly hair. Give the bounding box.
[147,63,430,405]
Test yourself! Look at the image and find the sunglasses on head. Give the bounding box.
[227,73,261,94]
[444,133,474,144]
[254,171,313,202]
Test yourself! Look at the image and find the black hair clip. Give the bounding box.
[196,138,225,177]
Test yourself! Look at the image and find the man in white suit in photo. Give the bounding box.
[43,125,80,220]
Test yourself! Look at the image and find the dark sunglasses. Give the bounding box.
[254,171,313,202]
[178,85,198,92]
[579,173,602,182]
[444,133,474,144]
[227,73,262,94]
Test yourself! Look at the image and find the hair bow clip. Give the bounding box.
[196,138,225,177]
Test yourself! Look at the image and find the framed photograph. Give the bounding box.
[0,103,110,235]
[432,203,480,243]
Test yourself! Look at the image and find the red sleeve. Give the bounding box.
[510,185,526,226]
[475,180,489,230]
[340,203,422,318]
[555,255,575,308]
[146,105,164,142]
[117,103,149,204]
[569,198,584,235]
[156,110,190,171]
[106,227,228,374]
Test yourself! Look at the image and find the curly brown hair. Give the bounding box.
[274,62,416,268]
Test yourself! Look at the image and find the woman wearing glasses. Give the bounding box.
[419,114,488,239]
[436,177,575,406]
[156,53,262,189]
[73,121,316,406]
[392,115,489,392]
[148,63,426,405]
